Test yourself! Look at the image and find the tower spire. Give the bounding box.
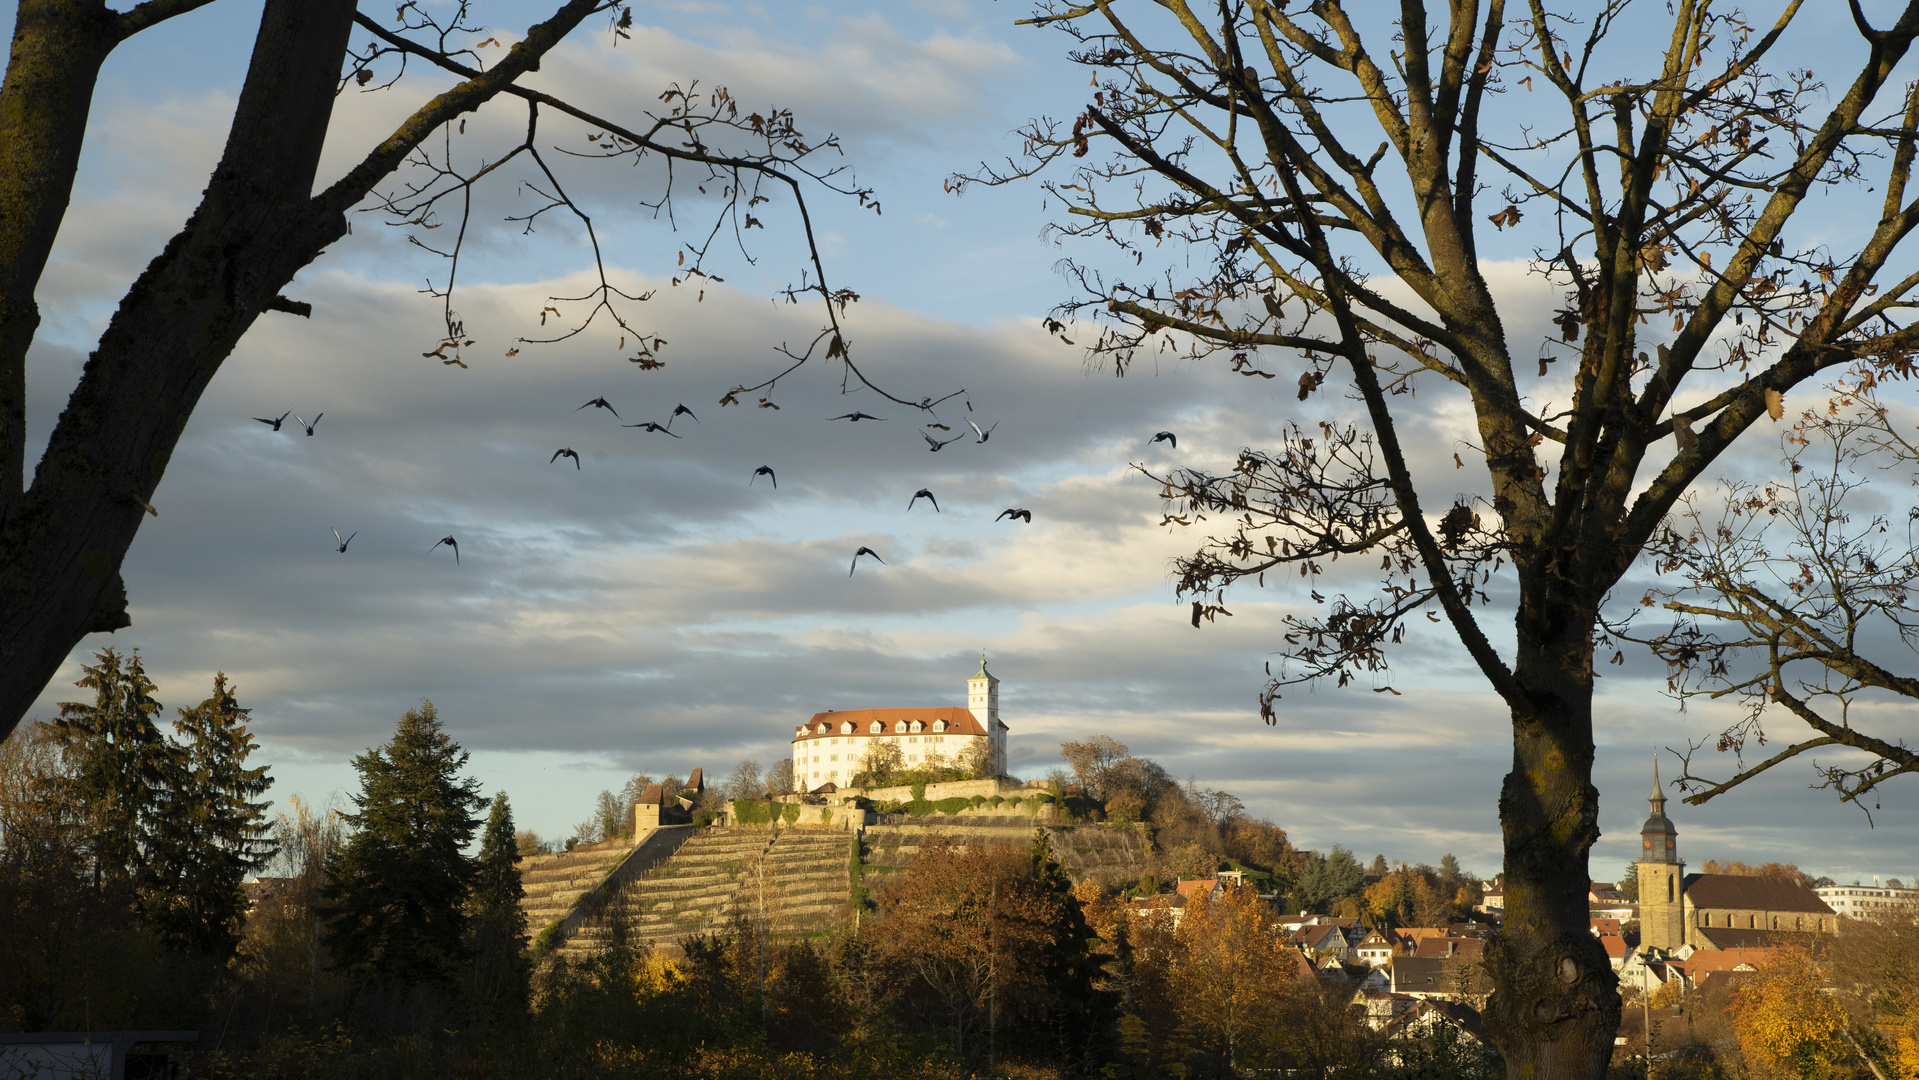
[1650,750,1665,811]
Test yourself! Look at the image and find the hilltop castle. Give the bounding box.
[1636,756,1835,951]
[791,657,1009,791]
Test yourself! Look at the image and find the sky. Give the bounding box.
[10,0,1919,885]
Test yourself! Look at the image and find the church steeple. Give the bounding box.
[1639,751,1679,864]
[1636,751,1687,951]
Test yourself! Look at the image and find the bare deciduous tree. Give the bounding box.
[959,1,1919,1074]
[1620,374,1919,816]
[0,0,953,739]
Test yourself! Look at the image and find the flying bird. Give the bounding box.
[670,403,699,426]
[908,488,939,512]
[966,418,998,443]
[849,546,885,577]
[577,396,620,418]
[751,466,777,488]
[996,508,1032,523]
[551,447,581,469]
[622,421,681,437]
[922,430,964,451]
[1149,430,1177,448]
[254,410,291,431]
[331,528,357,553]
[431,535,460,564]
[830,411,887,422]
[296,413,323,436]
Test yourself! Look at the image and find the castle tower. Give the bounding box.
[1635,753,1686,951]
[968,655,1003,774]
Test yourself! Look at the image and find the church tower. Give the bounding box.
[1635,753,1686,951]
[968,655,1003,774]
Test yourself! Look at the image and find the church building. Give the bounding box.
[791,658,1009,791]
[1636,757,1836,951]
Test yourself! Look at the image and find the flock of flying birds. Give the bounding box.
[257,399,1181,577]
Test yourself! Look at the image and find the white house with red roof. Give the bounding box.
[791,657,1010,790]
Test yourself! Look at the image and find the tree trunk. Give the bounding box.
[1484,597,1620,1080]
[0,1,124,518]
[0,0,357,728]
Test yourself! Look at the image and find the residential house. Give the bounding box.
[1355,931,1397,967]
[1589,881,1637,921]
[1388,955,1454,999]
[1477,881,1504,916]
[1354,990,1418,1030]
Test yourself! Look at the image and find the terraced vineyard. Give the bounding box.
[562,826,854,957]
[536,820,1152,957]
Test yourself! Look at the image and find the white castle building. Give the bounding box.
[791,658,1008,791]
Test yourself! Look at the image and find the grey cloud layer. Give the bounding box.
[14,1,1917,877]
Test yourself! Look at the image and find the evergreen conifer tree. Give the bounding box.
[468,791,528,1022]
[323,701,483,993]
[47,648,170,886]
[142,673,278,957]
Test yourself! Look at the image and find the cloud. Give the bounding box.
[15,2,1918,882]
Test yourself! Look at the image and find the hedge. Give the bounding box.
[781,801,801,824]
[910,781,928,802]
[732,800,777,824]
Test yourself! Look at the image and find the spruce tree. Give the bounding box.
[142,673,278,957]
[47,648,170,886]
[324,700,483,992]
[468,792,528,1022]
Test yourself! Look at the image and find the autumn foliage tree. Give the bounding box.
[1727,946,1850,1080]
[1166,884,1298,1073]
[962,2,1919,1074]
[870,834,1102,1065]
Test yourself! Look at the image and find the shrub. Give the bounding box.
[731,800,773,825]
[780,802,800,824]
[970,795,987,809]
[989,795,1005,809]
[932,797,971,815]
[905,800,935,817]
[910,780,928,802]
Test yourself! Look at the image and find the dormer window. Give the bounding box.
[933,719,946,732]
[841,722,854,734]
[870,721,884,734]
[894,720,909,733]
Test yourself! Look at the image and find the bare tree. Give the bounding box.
[724,758,766,801]
[957,1,1919,1075]
[1059,734,1130,799]
[764,758,795,796]
[0,0,958,740]
[1621,373,1919,817]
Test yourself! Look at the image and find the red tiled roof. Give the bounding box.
[1599,935,1628,959]
[1684,873,1833,914]
[1176,878,1222,900]
[795,707,988,740]
[1669,947,1776,977]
